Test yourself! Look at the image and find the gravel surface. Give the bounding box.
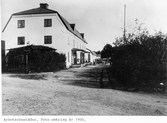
[2,65,167,115]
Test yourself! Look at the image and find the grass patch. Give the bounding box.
[10,74,47,80]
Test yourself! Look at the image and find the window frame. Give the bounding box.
[44,19,52,27]
[44,36,52,44]
[18,20,25,28]
[18,37,25,45]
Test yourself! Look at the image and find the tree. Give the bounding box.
[110,24,167,92]
[95,50,101,54]
[101,44,113,58]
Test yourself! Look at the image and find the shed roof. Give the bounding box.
[86,48,97,55]
[72,48,89,53]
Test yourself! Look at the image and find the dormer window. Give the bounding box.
[18,20,25,28]
[44,19,52,27]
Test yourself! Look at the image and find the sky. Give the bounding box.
[1,0,167,51]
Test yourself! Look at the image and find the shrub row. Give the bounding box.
[5,48,66,73]
[103,32,167,93]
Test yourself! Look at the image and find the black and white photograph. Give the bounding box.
[1,0,167,122]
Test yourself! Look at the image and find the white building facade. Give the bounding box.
[2,3,89,68]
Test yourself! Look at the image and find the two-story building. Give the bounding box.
[2,3,89,68]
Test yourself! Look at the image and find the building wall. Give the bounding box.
[2,13,87,68]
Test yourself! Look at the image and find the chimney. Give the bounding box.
[70,24,75,31]
[80,33,84,39]
[40,3,49,9]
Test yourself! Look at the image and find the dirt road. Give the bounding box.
[2,65,167,115]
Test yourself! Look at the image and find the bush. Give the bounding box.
[108,31,167,93]
[29,51,66,72]
[5,46,66,73]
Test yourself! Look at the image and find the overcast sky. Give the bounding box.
[1,0,167,51]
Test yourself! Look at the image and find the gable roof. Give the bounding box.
[4,3,87,44]
[12,7,57,15]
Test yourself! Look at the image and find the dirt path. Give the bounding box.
[2,65,167,115]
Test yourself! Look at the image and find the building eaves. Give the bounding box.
[57,13,87,44]
[72,48,89,53]
[86,48,97,56]
[2,15,12,32]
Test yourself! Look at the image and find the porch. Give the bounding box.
[71,48,90,66]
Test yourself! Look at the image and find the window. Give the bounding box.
[18,20,25,28]
[44,19,52,27]
[73,40,75,47]
[44,36,52,44]
[18,37,25,45]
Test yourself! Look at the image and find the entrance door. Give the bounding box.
[80,52,84,64]
[72,52,77,64]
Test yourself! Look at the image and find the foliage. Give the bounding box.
[29,50,66,72]
[105,25,167,92]
[101,44,113,58]
[5,48,66,73]
[95,50,101,54]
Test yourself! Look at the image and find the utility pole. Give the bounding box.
[124,4,126,44]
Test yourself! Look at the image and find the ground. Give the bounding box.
[2,64,167,115]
